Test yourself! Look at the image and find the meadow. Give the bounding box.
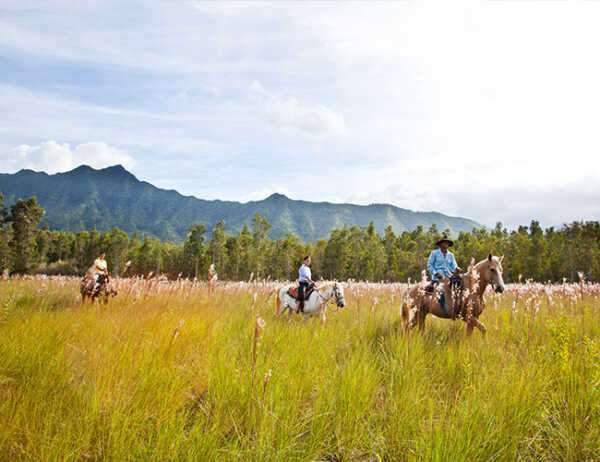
[0,277,598,461]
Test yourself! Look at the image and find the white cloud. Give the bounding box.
[267,96,347,137]
[5,141,135,174]
[250,80,347,137]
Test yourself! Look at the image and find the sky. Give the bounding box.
[1,0,600,228]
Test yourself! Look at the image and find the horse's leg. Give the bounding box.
[402,303,418,333]
[401,302,409,332]
[281,302,291,317]
[417,308,427,333]
[466,319,474,336]
[472,318,487,335]
[276,295,285,316]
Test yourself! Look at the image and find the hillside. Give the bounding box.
[0,165,480,241]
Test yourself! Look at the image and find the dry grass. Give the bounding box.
[0,276,598,461]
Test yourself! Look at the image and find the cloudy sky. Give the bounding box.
[2,1,599,228]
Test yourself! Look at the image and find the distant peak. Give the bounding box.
[69,165,94,174]
[15,168,47,176]
[63,164,137,180]
[101,164,127,173]
[265,192,289,201]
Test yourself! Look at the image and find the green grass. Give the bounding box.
[0,279,598,461]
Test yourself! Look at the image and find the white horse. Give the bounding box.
[275,282,346,320]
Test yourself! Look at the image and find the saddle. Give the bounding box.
[425,275,465,319]
[425,274,463,293]
[287,284,315,300]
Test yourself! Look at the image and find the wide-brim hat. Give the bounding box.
[435,237,454,247]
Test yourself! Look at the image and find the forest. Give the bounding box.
[1,195,599,282]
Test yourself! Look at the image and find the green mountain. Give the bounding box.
[0,165,480,241]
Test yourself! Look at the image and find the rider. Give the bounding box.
[427,236,462,299]
[298,255,314,313]
[88,252,109,290]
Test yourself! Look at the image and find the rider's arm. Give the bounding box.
[427,251,437,279]
[448,253,458,274]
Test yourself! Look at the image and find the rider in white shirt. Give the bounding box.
[88,252,109,289]
[298,255,314,313]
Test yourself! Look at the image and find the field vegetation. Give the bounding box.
[1,277,598,461]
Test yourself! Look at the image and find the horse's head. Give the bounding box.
[478,254,505,293]
[333,282,346,308]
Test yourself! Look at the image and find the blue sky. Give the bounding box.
[2,1,600,228]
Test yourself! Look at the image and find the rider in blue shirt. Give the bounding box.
[427,237,463,310]
[428,237,460,282]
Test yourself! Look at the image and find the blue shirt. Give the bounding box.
[299,264,312,283]
[427,248,458,280]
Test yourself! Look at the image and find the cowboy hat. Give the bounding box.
[435,236,454,247]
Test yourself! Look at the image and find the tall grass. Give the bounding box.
[0,278,598,461]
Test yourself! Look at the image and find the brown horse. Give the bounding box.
[401,254,505,336]
[80,274,117,304]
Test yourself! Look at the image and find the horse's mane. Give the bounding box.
[473,256,501,270]
[316,281,338,291]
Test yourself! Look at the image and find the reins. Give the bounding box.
[314,284,342,312]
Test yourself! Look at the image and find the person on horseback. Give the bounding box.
[427,237,462,310]
[88,252,109,291]
[428,236,462,284]
[298,255,314,313]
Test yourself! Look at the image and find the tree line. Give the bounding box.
[1,195,599,282]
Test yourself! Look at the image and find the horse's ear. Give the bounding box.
[488,253,493,262]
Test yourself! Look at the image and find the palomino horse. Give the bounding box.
[402,254,505,335]
[276,282,346,320]
[80,275,117,304]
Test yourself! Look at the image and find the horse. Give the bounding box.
[401,254,505,336]
[80,274,117,304]
[275,281,346,321]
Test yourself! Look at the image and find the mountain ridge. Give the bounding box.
[0,164,481,241]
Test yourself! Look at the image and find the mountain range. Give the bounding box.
[0,165,480,242]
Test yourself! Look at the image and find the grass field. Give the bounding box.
[0,277,598,461]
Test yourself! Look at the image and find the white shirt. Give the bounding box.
[299,264,312,283]
[94,258,108,273]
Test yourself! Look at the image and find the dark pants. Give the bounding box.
[298,281,309,312]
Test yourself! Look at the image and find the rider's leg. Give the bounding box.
[298,282,306,312]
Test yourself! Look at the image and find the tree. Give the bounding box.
[105,228,130,276]
[1,202,599,283]
[10,197,44,274]
[138,236,163,276]
[383,225,400,281]
[0,194,11,273]
[183,224,207,278]
[238,225,253,280]
[251,213,271,278]
[35,225,52,269]
[209,220,228,276]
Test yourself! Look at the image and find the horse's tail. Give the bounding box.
[401,302,409,322]
[274,289,281,316]
[401,301,411,332]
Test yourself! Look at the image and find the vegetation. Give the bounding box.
[0,195,599,283]
[0,278,598,461]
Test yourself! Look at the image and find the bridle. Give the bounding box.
[316,283,345,311]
